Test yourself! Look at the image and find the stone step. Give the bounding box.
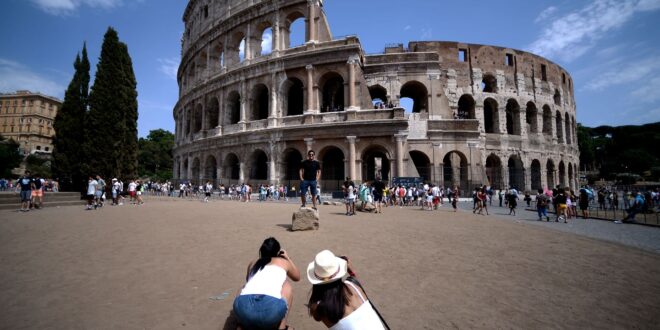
[0,192,81,203]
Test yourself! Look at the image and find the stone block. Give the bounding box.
[292,207,319,231]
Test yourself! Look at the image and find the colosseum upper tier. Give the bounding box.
[173,0,580,192]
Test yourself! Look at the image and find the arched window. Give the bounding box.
[400,81,428,113]
[369,85,388,108]
[320,72,344,112]
[531,159,542,190]
[362,146,390,182]
[249,150,268,181]
[251,84,269,120]
[554,89,561,106]
[206,97,219,129]
[564,115,571,145]
[224,153,240,181]
[508,155,524,190]
[284,12,306,49]
[485,154,503,189]
[457,94,475,119]
[193,104,203,133]
[484,98,499,133]
[210,40,224,70]
[526,102,538,134]
[555,111,564,143]
[226,91,241,125]
[282,78,304,116]
[257,25,273,56]
[410,151,431,182]
[505,99,521,135]
[481,73,497,93]
[542,105,552,135]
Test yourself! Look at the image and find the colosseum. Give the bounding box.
[172,0,580,193]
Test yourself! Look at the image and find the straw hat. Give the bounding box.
[307,250,348,285]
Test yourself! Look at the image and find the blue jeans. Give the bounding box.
[537,206,548,219]
[300,180,317,197]
[233,294,287,330]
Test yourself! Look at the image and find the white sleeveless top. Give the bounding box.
[240,264,287,299]
[330,281,385,330]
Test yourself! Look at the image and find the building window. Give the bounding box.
[36,146,41,150]
[458,49,467,62]
[203,5,208,18]
[505,54,514,66]
[541,64,547,81]
[45,147,49,152]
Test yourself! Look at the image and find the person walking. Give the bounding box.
[536,189,550,221]
[299,149,321,210]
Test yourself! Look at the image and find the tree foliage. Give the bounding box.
[138,129,174,181]
[0,135,22,178]
[85,27,138,180]
[52,43,89,191]
[578,122,660,182]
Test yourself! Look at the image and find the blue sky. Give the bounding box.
[1,0,659,137]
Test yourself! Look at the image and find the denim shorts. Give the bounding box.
[300,180,317,196]
[233,294,287,329]
[20,190,31,202]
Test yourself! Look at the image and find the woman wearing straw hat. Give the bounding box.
[307,250,387,329]
[233,237,300,330]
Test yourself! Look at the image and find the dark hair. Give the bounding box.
[248,237,281,280]
[308,279,353,325]
[537,188,543,194]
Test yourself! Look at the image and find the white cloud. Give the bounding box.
[0,58,65,98]
[630,76,660,103]
[261,29,273,55]
[403,25,411,31]
[157,58,179,80]
[528,0,660,62]
[584,56,660,91]
[30,0,124,15]
[534,6,557,23]
[420,27,432,40]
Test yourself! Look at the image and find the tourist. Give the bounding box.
[232,237,300,330]
[299,149,321,210]
[507,188,519,216]
[111,178,120,205]
[95,175,106,208]
[555,189,568,223]
[578,188,590,218]
[18,171,32,212]
[204,181,213,202]
[620,192,645,223]
[306,250,386,329]
[536,189,550,221]
[451,186,459,212]
[498,189,504,207]
[372,176,385,214]
[86,176,97,210]
[128,179,137,204]
[345,180,356,216]
[31,173,44,209]
[136,180,144,205]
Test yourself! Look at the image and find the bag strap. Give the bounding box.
[346,277,391,330]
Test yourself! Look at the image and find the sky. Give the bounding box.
[1,0,660,137]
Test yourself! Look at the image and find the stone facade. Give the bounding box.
[0,90,60,157]
[173,0,580,192]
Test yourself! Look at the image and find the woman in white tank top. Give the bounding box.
[233,237,300,330]
[306,250,386,329]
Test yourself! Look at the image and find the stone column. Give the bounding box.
[347,136,357,180]
[305,65,315,113]
[187,155,193,180]
[524,163,532,192]
[273,13,280,55]
[223,35,229,69]
[498,104,507,134]
[269,73,278,127]
[239,80,247,131]
[238,161,246,183]
[245,23,252,61]
[395,133,407,177]
[201,103,207,131]
[307,0,316,43]
[206,44,211,77]
[347,56,358,110]
[304,138,314,153]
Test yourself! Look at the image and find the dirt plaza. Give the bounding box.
[1,198,659,329]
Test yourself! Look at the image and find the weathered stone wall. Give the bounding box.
[173,0,580,192]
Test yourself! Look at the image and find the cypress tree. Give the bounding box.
[52,43,90,192]
[86,27,138,180]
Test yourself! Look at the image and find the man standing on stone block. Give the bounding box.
[299,149,321,210]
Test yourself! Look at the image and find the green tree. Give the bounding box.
[0,135,22,178]
[85,27,138,180]
[138,129,174,181]
[52,43,90,191]
[577,123,595,171]
[25,154,52,178]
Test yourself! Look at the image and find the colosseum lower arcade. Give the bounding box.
[173,0,580,193]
